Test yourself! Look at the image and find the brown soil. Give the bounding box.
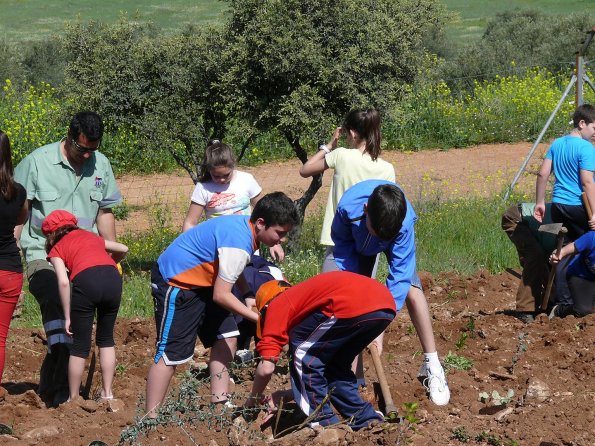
[2,142,593,446]
[115,141,546,234]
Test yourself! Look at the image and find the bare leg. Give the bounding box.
[68,356,86,401]
[99,346,116,399]
[405,286,437,353]
[146,358,176,417]
[209,337,237,403]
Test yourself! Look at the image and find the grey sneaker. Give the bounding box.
[235,349,254,363]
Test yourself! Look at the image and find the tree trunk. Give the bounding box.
[284,132,323,253]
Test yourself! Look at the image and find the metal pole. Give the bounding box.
[504,75,577,201]
[584,74,595,94]
[576,54,584,107]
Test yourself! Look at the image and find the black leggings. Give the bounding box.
[70,266,122,358]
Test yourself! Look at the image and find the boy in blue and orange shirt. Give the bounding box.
[145,192,298,417]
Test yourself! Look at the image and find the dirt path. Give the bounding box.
[115,142,547,233]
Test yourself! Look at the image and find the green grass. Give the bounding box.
[1,1,590,45]
[12,194,519,327]
[442,0,592,41]
[0,0,228,43]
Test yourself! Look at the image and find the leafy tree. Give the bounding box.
[60,19,229,182]
[439,10,594,92]
[218,0,449,217]
[60,1,449,224]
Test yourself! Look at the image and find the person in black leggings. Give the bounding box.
[43,210,128,402]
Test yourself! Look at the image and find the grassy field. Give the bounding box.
[0,0,227,42]
[0,0,591,44]
[442,0,593,41]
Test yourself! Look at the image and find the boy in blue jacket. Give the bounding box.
[330,179,449,406]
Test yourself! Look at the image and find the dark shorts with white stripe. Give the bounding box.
[151,263,239,365]
[288,308,396,430]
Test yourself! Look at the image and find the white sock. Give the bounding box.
[424,351,441,368]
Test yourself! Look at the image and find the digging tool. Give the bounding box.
[540,225,568,311]
[82,346,98,399]
[368,343,399,421]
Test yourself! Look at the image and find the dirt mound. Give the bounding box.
[1,270,593,445]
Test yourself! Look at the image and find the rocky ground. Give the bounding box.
[1,270,593,446]
[1,142,593,445]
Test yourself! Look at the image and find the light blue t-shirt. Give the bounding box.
[546,135,595,205]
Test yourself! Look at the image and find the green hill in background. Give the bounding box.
[0,0,227,43]
[444,0,592,41]
[0,0,592,45]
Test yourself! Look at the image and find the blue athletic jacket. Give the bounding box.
[331,179,417,311]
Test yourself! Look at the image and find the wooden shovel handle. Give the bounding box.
[368,344,398,417]
[541,227,568,310]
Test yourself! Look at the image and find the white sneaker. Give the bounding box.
[548,305,559,320]
[235,349,254,363]
[419,363,450,406]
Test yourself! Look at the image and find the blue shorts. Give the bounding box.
[151,263,240,365]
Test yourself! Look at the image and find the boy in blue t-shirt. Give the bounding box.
[535,104,595,241]
[145,192,298,418]
[330,180,450,406]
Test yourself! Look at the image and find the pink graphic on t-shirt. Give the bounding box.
[207,192,238,211]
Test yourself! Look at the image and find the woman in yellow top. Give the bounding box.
[299,109,449,406]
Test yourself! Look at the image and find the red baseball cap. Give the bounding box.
[42,210,78,235]
[255,280,291,339]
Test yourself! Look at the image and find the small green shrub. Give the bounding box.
[444,351,473,371]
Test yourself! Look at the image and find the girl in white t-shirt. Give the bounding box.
[183,140,262,227]
[182,140,284,261]
[299,109,450,407]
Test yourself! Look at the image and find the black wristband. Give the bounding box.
[242,291,255,300]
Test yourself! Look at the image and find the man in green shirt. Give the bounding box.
[15,111,121,406]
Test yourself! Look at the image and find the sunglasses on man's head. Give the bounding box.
[71,137,101,153]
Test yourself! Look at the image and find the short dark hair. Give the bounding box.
[367,184,407,240]
[250,192,299,228]
[573,104,595,127]
[69,111,104,142]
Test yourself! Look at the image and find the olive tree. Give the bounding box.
[61,20,230,182]
[61,1,449,215]
[218,0,449,216]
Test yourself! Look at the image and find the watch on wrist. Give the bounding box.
[318,144,330,154]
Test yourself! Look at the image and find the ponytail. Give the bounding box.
[198,140,236,183]
[343,109,382,160]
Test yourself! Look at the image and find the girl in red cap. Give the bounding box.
[42,209,128,402]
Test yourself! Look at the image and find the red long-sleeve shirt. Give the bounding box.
[257,271,396,360]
